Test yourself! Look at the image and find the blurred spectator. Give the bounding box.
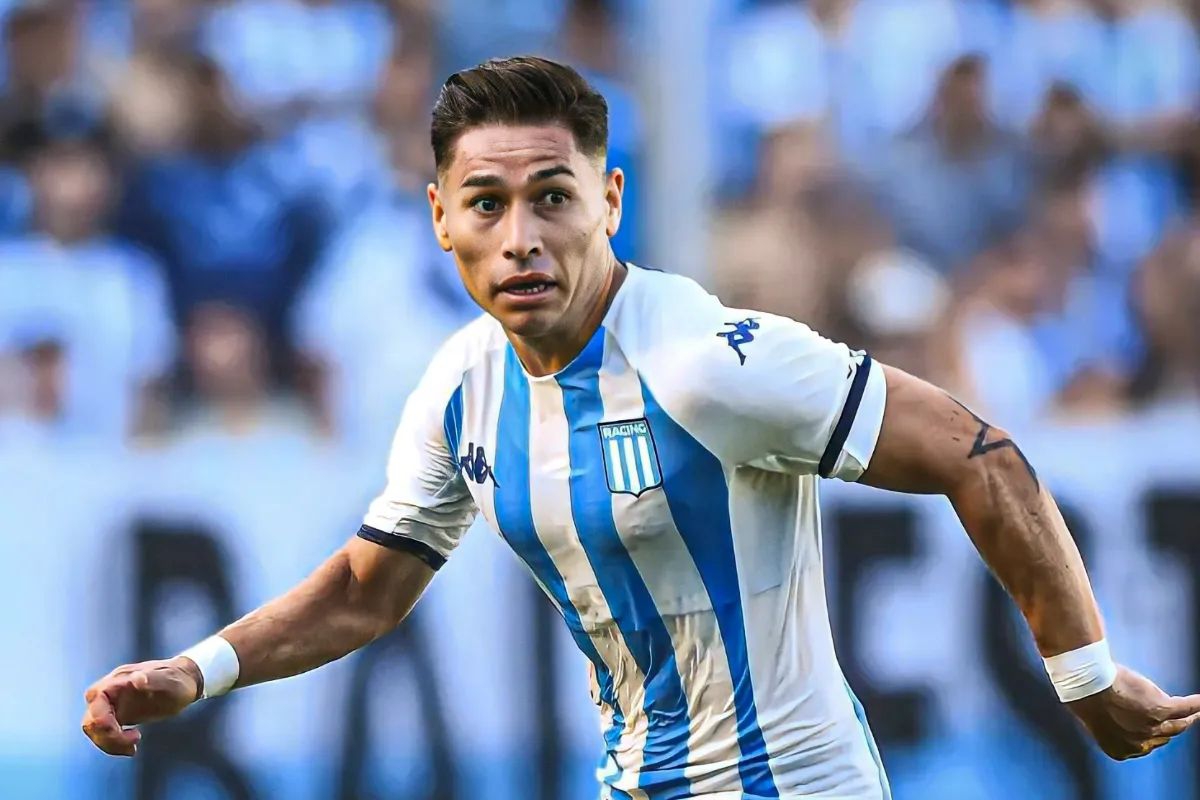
[1085,0,1197,134]
[712,120,896,343]
[0,138,174,441]
[0,4,102,232]
[440,0,567,70]
[949,208,1135,427]
[1084,0,1198,269]
[108,51,194,157]
[950,231,1060,429]
[989,0,1107,131]
[559,0,642,258]
[1028,82,1110,183]
[0,4,106,163]
[116,54,329,368]
[722,1,830,132]
[292,52,477,449]
[835,0,972,157]
[878,54,1029,274]
[1028,174,1140,416]
[711,123,842,332]
[129,0,206,56]
[200,0,392,122]
[844,247,954,383]
[292,199,475,448]
[171,302,312,440]
[1131,218,1200,406]
[721,0,971,181]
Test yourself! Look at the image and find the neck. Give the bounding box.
[509,253,625,377]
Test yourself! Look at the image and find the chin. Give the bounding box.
[496,307,561,338]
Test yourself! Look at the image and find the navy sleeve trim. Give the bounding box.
[357,525,447,570]
[818,354,873,479]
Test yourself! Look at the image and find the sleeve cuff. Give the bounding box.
[818,355,886,482]
[357,524,447,570]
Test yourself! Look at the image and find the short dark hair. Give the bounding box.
[430,56,608,176]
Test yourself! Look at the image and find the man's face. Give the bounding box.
[428,124,622,338]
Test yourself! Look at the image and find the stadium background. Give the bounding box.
[1,0,1199,798]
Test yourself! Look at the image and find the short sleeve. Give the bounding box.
[654,302,887,482]
[360,356,478,568]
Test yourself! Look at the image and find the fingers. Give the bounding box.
[114,670,151,693]
[80,692,142,757]
[1165,693,1200,719]
[1151,709,1200,738]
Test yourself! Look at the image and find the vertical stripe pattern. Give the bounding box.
[596,333,745,796]
[556,330,693,798]
[608,439,627,492]
[639,378,781,797]
[490,346,628,780]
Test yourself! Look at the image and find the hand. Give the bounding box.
[1068,665,1200,760]
[81,657,203,757]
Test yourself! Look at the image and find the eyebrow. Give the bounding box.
[459,165,576,190]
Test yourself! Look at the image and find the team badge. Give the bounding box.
[597,418,663,497]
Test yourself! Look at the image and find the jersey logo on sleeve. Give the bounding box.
[459,443,499,488]
[597,418,663,497]
[716,317,760,365]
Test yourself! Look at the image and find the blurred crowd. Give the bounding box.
[717,0,1200,431]
[1,0,1199,456]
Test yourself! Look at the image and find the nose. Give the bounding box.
[501,204,542,262]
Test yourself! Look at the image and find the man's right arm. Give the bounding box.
[207,535,435,690]
[82,536,434,756]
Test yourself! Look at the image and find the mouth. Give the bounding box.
[497,273,557,301]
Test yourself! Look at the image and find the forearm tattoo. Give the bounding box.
[949,396,1039,490]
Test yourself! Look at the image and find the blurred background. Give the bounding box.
[1,0,1199,798]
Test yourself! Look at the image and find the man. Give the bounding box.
[82,57,1199,799]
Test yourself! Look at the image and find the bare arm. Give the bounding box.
[82,536,433,756]
[860,365,1200,760]
[859,366,1099,657]
[213,536,434,690]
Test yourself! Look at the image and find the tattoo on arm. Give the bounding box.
[949,396,1039,490]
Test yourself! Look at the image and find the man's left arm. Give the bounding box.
[859,364,1200,760]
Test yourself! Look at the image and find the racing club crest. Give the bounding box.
[597,418,663,497]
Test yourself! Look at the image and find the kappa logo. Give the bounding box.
[597,418,663,497]
[459,443,499,487]
[717,317,760,365]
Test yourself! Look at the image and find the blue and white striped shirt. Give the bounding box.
[363,264,890,799]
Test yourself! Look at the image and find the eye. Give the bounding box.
[540,190,569,207]
[471,196,502,214]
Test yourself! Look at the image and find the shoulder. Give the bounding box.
[608,264,729,353]
[611,263,820,390]
[411,312,506,410]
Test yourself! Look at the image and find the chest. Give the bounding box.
[459,375,675,560]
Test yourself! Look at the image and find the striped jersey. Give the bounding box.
[361,264,891,799]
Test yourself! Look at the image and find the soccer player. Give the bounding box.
[83,57,1200,799]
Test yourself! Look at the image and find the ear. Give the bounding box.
[428,182,452,252]
[604,167,624,239]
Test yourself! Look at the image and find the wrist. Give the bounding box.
[173,656,205,703]
[178,635,241,699]
[1043,639,1118,703]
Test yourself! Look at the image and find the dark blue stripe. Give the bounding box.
[491,347,627,779]
[442,383,464,467]
[818,354,873,479]
[641,379,781,797]
[357,524,446,570]
[556,330,693,799]
[845,682,891,800]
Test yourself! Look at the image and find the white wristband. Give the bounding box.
[1043,639,1117,703]
[179,636,240,699]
